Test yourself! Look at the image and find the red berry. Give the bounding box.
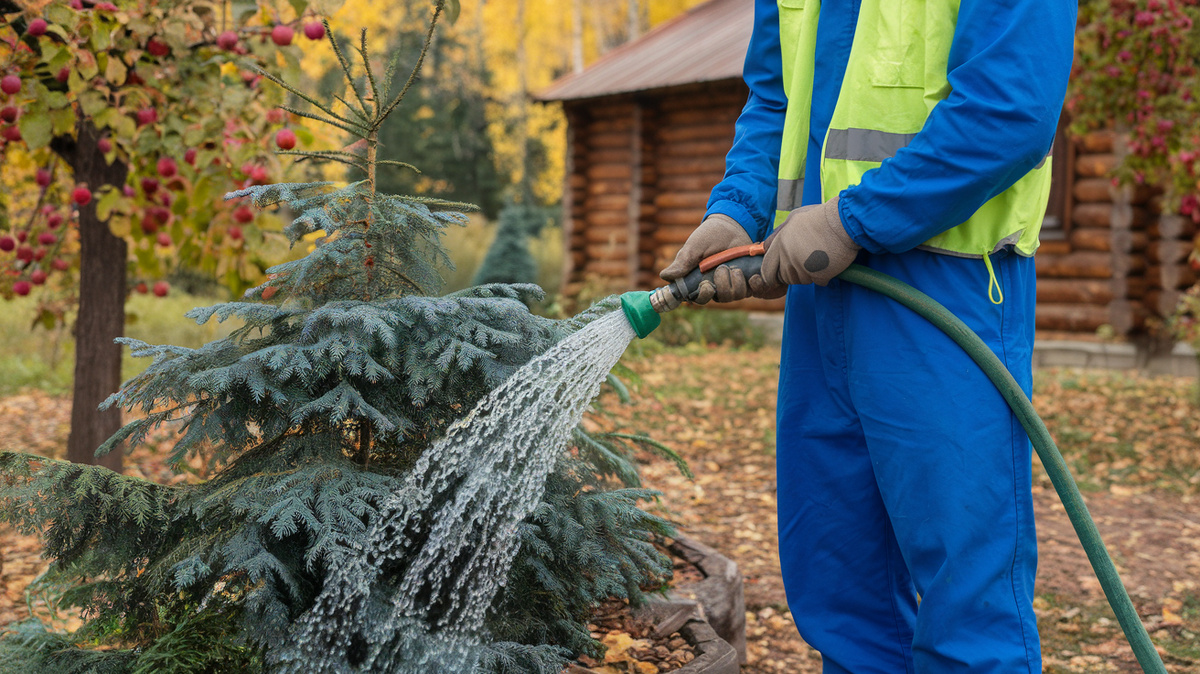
[157,232,171,247]
[94,1,117,10]
[51,258,68,271]
[0,237,13,252]
[47,214,63,229]
[13,281,30,296]
[16,246,32,261]
[229,225,243,240]
[184,147,197,165]
[275,128,296,150]
[37,232,56,246]
[2,125,20,142]
[29,269,46,285]
[16,231,27,243]
[266,108,287,124]
[140,218,158,235]
[72,185,91,205]
[147,38,169,57]
[304,21,325,40]
[135,281,148,294]
[27,18,47,36]
[32,248,45,261]
[233,205,254,223]
[153,280,169,297]
[141,177,159,194]
[156,156,177,178]
[0,106,16,123]
[250,165,269,183]
[56,67,69,83]
[69,0,82,9]
[270,24,294,46]
[122,185,136,197]
[136,107,157,126]
[127,70,144,86]
[217,30,239,51]
[1,75,20,95]
[35,168,51,187]
[98,137,112,153]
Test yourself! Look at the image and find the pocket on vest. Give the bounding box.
[868,0,926,88]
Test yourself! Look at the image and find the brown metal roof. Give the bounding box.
[535,0,752,102]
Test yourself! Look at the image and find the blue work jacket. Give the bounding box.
[706,0,1077,252]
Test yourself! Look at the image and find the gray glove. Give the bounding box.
[760,197,860,289]
[660,214,753,304]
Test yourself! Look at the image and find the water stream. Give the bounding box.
[278,308,637,673]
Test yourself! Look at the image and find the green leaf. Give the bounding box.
[49,107,76,136]
[104,54,127,86]
[97,187,122,221]
[78,90,106,117]
[293,127,314,146]
[18,112,52,150]
[90,23,111,52]
[287,0,308,19]
[45,4,78,29]
[77,50,99,80]
[445,0,460,24]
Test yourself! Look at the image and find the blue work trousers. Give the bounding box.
[776,247,1040,672]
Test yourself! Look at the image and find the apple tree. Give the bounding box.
[0,0,339,472]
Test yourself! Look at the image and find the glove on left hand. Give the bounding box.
[760,197,860,288]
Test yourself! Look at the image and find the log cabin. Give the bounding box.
[535,0,1194,339]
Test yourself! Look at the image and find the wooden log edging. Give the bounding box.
[666,535,747,664]
[629,601,740,674]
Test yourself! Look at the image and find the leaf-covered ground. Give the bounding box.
[3,344,1200,672]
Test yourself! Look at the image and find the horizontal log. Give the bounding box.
[588,131,634,150]
[1147,264,1197,290]
[1075,153,1117,178]
[1038,239,1072,256]
[656,174,725,192]
[656,208,708,227]
[585,242,628,261]
[1068,227,1113,251]
[658,139,733,158]
[657,156,729,176]
[582,104,636,121]
[1149,214,1197,240]
[1147,239,1192,265]
[568,174,587,189]
[585,148,634,165]
[1036,279,1115,305]
[1035,251,1145,278]
[653,225,699,245]
[658,108,741,127]
[586,179,633,196]
[657,91,747,112]
[569,250,586,268]
[579,260,632,277]
[1076,129,1116,153]
[657,123,737,144]
[654,192,710,209]
[1126,276,1148,299]
[1072,178,1113,203]
[1035,303,1111,332]
[585,116,636,134]
[586,164,632,180]
[583,212,630,229]
[587,194,630,211]
[1072,203,1112,229]
[1130,184,1157,206]
[1145,289,1183,318]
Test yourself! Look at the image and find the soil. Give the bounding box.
[570,597,698,674]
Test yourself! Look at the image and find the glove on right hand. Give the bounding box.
[659,214,754,304]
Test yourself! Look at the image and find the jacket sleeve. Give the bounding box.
[704,0,786,242]
[839,0,1077,254]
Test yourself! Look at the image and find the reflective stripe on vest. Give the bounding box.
[773,0,1053,258]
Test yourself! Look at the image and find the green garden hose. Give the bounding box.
[621,260,1169,672]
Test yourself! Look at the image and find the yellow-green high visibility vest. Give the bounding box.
[775,0,1052,258]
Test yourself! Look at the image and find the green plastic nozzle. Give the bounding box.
[620,291,661,339]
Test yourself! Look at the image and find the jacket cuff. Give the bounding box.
[837,188,887,254]
[705,200,763,242]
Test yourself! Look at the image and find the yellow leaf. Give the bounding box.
[220,62,239,78]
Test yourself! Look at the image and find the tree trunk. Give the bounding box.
[56,120,129,472]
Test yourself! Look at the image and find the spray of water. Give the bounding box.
[275,308,637,673]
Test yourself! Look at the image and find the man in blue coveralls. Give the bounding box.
[660,1,1077,671]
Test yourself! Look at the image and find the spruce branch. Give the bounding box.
[359,30,381,118]
[376,160,421,173]
[252,67,365,131]
[326,25,372,118]
[279,106,370,138]
[376,0,446,129]
[335,94,372,124]
[382,49,405,102]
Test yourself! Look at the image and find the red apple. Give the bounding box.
[141,177,159,194]
[250,165,269,183]
[29,269,46,285]
[69,0,82,9]
[135,281,148,294]
[229,225,243,240]
[32,248,45,262]
[266,108,287,124]
[47,213,63,229]
[233,205,254,223]
[16,231,27,243]
[304,21,325,40]
[0,236,14,252]
[38,233,56,246]
[1,125,20,142]
[16,246,33,261]
[94,2,117,10]
[147,38,170,57]
[51,258,69,271]
[140,218,158,235]
[123,185,136,197]
[1,75,21,95]
[36,168,51,187]
[275,128,296,150]
[27,18,47,36]
[184,147,197,165]
[55,67,69,83]
[0,106,17,123]
[217,30,239,51]
[156,156,177,178]
[12,280,30,296]
[271,24,294,46]
[72,185,92,205]
[153,280,169,297]
[157,232,171,247]
[98,137,112,153]
[136,107,157,126]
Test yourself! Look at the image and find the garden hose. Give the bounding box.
[619,256,1168,673]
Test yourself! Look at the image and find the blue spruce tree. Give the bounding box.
[0,6,688,672]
